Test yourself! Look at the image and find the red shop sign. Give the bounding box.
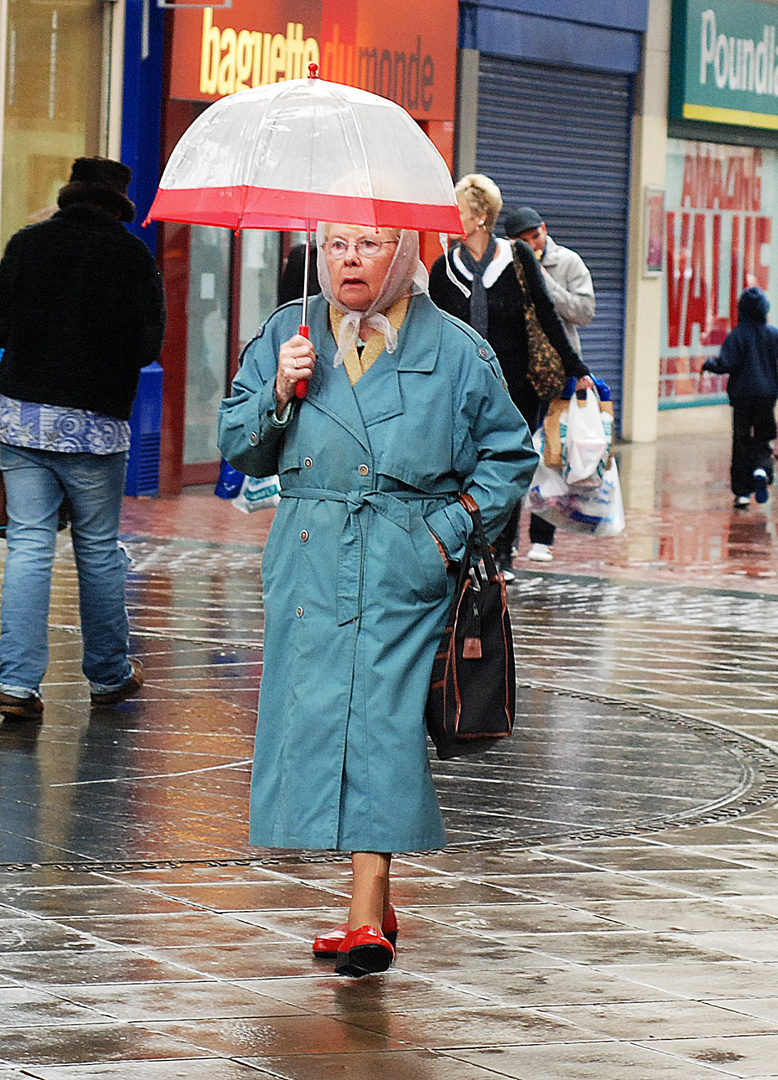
[167,0,458,122]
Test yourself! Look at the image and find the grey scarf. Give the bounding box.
[457,234,497,338]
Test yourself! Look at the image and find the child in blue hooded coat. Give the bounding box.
[702,286,778,508]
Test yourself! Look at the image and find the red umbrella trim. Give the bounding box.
[146,186,461,234]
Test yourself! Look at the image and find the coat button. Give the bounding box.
[358,464,369,476]
[249,432,259,445]
[296,606,304,617]
[304,457,313,468]
[478,346,489,359]
[300,530,309,542]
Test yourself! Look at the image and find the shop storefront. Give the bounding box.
[0,0,125,247]
[158,0,458,492]
[661,0,778,414]
[457,2,649,431]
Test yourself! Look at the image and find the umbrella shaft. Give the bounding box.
[301,222,312,325]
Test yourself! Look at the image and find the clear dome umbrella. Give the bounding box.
[146,66,461,396]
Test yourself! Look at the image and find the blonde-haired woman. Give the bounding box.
[219,222,538,977]
[456,172,504,233]
[429,173,592,579]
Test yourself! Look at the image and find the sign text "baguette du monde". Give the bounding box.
[198,9,437,113]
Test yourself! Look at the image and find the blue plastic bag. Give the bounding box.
[214,459,245,499]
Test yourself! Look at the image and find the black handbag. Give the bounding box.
[425,493,516,760]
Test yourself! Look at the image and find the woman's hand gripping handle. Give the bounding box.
[275,329,316,416]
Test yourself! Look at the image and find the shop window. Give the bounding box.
[184,225,232,469]
[240,230,281,349]
[1,0,109,246]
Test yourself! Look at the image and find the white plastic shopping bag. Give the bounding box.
[561,388,610,486]
[527,431,625,537]
[232,474,281,513]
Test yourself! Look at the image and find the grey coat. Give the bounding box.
[540,234,595,354]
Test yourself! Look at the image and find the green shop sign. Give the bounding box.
[671,0,778,129]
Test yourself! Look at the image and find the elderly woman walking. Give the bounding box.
[218,222,537,977]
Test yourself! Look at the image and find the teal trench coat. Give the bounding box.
[218,293,537,852]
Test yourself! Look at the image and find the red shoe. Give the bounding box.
[335,925,395,977]
[313,907,397,958]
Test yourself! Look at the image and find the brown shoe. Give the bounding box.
[0,692,44,722]
[90,659,144,707]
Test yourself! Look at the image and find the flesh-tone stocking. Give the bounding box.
[348,851,392,930]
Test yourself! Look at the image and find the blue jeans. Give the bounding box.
[0,444,132,698]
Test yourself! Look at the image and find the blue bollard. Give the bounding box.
[125,362,163,497]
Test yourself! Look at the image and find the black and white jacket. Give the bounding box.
[429,237,587,426]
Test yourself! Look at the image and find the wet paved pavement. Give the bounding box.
[2,432,778,1077]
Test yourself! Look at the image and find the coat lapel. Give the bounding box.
[304,294,443,444]
[351,356,403,427]
[352,295,442,426]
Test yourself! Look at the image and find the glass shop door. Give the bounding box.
[181,227,281,486]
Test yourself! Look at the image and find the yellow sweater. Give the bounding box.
[329,297,410,385]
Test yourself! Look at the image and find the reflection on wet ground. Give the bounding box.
[1,644,768,865]
[545,433,778,592]
[3,432,778,1078]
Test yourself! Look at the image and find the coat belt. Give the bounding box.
[280,486,453,625]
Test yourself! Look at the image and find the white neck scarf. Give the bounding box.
[316,224,428,367]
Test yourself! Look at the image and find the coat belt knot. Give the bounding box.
[281,486,437,625]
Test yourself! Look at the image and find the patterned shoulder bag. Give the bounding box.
[512,246,568,401]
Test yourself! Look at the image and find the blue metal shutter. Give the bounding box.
[476,56,633,429]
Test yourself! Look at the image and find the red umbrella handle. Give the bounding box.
[295,324,310,399]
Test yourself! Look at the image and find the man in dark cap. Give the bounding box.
[504,206,596,562]
[504,207,595,358]
[0,157,166,722]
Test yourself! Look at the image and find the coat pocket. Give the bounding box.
[409,508,450,601]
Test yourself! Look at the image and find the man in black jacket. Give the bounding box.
[0,157,165,721]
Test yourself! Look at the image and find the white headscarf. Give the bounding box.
[316,223,429,367]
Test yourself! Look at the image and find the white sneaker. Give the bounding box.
[753,469,770,504]
[527,543,553,563]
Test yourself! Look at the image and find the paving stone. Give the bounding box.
[572,897,778,932]
[633,1033,778,1076]
[537,998,778,1040]
[710,997,778,1024]
[0,986,106,1027]
[242,1052,510,1080]
[0,950,205,987]
[145,1014,404,1056]
[602,959,778,1000]
[234,971,496,1014]
[0,885,193,918]
[0,1021,212,1066]
[55,911,303,949]
[0,920,122,954]
[450,1042,736,1079]
[24,1063,275,1080]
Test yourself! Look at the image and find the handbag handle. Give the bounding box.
[457,493,500,582]
[513,255,531,314]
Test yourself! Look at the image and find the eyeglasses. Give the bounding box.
[323,237,399,259]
